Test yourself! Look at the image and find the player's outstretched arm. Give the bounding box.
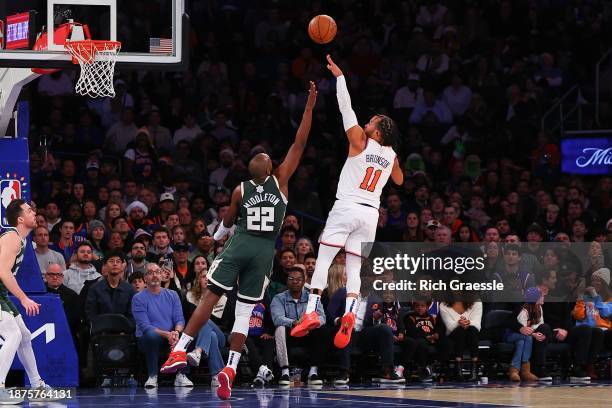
[326,54,366,155]
[274,81,317,187]
[391,157,404,185]
[213,186,242,241]
[0,234,40,316]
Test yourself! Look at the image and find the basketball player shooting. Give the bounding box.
[291,55,404,349]
[0,199,57,404]
[160,82,317,400]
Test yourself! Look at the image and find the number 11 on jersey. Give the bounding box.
[359,166,382,192]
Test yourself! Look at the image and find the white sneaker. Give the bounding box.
[0,388,23,405]
[211,375,220,388]
[30,380,61,401]
[174,373,194,387]
[187,350,202,367]
[257,365,274,383]
[144,375,158,388]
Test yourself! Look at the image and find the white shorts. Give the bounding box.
[319,200,378,256]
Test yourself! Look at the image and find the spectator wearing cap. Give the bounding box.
[126,200,149,232]
[424,219,440,242]
[123,127,158,183]
[134,228,152,248]
[393,70,423,111]
[147,192,176,227]
[146,107,173,154]
[104,108,138,155]
[208,149,234,198]
[189,230,215,264]
[63,241,102,295]
[88,220,107,260]
[126,240,149,280]
[86,251,135,322]
[84,161,101,191]
[172,242,194,294]
[33,226,66,278]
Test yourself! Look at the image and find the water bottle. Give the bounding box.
[127,375,138,387]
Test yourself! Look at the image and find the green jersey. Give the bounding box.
[236,175,287,240]
[0,228,25,315]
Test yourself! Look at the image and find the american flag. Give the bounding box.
[149,37,173,54]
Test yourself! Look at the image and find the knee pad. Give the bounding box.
[231,301,256,336]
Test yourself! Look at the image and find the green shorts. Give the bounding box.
[0,291,20,316]
[207,233,275,302]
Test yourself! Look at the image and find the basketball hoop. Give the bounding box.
[64,39,121,98]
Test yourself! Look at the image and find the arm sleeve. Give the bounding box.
[572,300,586,321]
[335,76,359,131]
[171,291,185,328]
[517,309,529,327]
[469,302,483,331]
[131,294,156,335]
[270,295,293,328]
[439,303,459,334]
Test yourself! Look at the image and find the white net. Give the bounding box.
[64,40,121,98]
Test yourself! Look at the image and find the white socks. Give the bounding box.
[227,351,241,371]
[345,296,357,315]
[174,333,193,352]
[306,293,321,314]
[281,367,290,377]
[309,366,318,376]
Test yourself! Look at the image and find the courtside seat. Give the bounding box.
[90,314,138,386]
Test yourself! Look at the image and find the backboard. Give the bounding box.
[0,0,188,70]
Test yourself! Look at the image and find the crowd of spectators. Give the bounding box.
[16,0,612,386]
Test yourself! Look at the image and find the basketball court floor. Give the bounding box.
[23,381,611,407]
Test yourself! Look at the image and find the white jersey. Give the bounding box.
[336,138,396,208]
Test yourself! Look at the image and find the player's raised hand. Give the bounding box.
[21,297,41,316]
[306,81,317,110]
[326,54,343,77]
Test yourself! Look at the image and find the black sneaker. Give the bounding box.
[308,373,323,385]
[537,368,552,382]
[570,367,590,382]
[419,366,433,382]
[279,374,291,386]
[334,370,349,386]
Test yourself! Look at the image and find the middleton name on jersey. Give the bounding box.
[366,154,391,169]
[243,192,281,208]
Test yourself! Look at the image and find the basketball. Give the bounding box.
[308,15,337,44]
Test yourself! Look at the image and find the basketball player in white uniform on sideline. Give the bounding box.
[291,55,403,348]
[0,199,57,404]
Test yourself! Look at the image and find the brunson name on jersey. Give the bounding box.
[366,154,391,168]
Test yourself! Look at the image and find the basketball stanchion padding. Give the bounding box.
[64,39,121,98]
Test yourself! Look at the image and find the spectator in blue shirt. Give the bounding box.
[132,262,192,388]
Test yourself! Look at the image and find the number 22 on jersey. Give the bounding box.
[359,166,382,192]
[247,207,275,231]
